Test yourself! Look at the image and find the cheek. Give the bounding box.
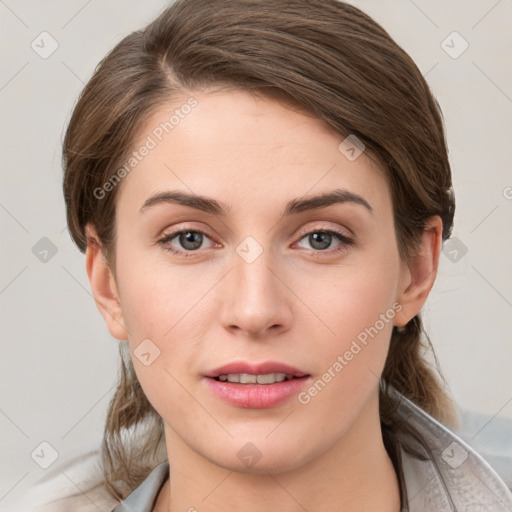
[116,249,207,339]
[117,266,210,419]
[302,256,400,341]
[294,274,397,435]
[294,250,400,392]
[115,255,219,390]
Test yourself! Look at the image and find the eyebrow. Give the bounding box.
[139,188,373,217]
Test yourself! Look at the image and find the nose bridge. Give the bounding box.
[236,243,274,299]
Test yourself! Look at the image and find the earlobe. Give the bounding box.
[85,224,128,341]
[394,216,443,327]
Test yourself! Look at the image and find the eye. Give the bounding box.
[158,226,354,257]
[295,229,354,254]
[158,229,216,255]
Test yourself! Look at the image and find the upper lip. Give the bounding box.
[204,361,309,378]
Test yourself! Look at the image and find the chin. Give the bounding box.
[202,436,320,476]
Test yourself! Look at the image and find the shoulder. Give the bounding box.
[11,450,120,512]
[391,389,512,511]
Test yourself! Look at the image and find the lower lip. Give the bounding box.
[204,376,311,408]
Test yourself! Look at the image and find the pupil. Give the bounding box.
[310,232,331,250]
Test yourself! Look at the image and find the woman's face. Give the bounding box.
[95,89,415,473]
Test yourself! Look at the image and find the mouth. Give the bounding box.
[203,361,311,408]
[204,360,309,381]
[211,373,304,384]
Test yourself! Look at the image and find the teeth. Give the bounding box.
[257,373,286,384]
[240,374,257,384]
[217,373,293,384]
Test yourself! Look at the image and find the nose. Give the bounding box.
[220,242,293,338]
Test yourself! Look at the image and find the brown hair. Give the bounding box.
[63,0,456,501]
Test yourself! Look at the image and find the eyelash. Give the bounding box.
[158,226,354,257]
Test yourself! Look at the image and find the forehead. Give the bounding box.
[115,89,391,218]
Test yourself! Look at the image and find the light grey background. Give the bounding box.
[1,0,511,508]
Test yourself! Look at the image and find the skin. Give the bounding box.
[85,89,442,512]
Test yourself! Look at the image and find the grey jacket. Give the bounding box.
[111,391,512,511]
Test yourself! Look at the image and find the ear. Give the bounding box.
[85,224,128,341]
[394,216,443,328]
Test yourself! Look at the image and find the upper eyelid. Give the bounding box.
[160,226,214,242]
[295,222,352,239]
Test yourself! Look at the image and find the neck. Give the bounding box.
[157,390,400,512]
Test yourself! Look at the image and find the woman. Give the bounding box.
[28,0,512,510]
